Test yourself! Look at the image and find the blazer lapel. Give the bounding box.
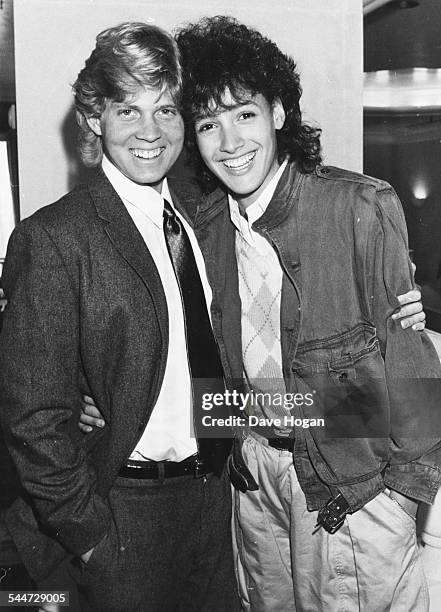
[88,171,168,334]
[168,178,201,227]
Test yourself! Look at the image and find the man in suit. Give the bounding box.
[0,22,236,612]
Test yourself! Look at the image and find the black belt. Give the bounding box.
[267,436,294,452]
[118,454,211,479]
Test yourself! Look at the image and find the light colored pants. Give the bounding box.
[232,434,429,611]
[420,488,441,611]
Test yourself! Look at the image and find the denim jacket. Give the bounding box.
[193,162,441,512]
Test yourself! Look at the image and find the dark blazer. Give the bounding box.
[0,170,202,580]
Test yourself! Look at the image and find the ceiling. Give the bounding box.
[364,0,441,71]
[363,0,441,114]
[0,1,440,102]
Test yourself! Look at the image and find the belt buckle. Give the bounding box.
[194,456,206,479]
[315,493,350,534]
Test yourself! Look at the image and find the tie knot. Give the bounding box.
[163,199,175,220]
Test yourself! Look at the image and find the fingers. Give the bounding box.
[393,302,423,319]
[396,289,421,306]
[393,289,426,330]
[78,414,105,432]
[78,396,105,433]
[392,307,426,329]
[83,403,103,419]
[395,312,425,329]
[400,314,425,330]
[78,419,105,433]
[78,417,96,433]
[409,320,425,331]
[80,413,105,427]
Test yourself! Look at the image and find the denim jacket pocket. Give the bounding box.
[292,324,387,432]
[290,324,389,485]
[324,337,390,438]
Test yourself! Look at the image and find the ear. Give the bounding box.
[86,115,102,136]
[272,98,286,130]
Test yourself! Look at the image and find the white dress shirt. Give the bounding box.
[228,159,288,250]
[102,156,212,461]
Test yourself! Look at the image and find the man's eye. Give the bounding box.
[158,107,178,117]
[240,111,255,120]
[197,123,215,133]
[118,108,135,118]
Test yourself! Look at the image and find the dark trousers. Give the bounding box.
[70,469,240,612]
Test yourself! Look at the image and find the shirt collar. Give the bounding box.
[229,159,288,241]
[102,155,172,228]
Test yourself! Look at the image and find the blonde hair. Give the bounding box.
[73,22,182,166]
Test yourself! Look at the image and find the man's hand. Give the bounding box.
[387,489,419,520]
[393,289,425,330]
[78,395,105,433]
[80,546,95,564]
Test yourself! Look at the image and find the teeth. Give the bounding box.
[222,152,256,169]
[131,148,163,159]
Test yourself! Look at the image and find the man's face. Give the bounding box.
[194,91,285,209]
[87,87,184,190]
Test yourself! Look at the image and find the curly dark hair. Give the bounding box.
[175,15,322,180]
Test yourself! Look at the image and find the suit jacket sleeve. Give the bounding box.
[0,218,111,556]
[367,185,441,503]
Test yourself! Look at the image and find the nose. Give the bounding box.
[136,116,161,142]
[219,126,244,154]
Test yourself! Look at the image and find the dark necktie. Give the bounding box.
[162,199,231,472]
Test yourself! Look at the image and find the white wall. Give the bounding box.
[14,0,362,219]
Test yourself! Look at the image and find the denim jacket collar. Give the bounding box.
[195,161,304,231]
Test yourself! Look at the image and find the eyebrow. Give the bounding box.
[195,100,258,121]
[112,101,138,109]
[112,100,178,110]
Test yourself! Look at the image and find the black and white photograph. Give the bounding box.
[1,1,441,610]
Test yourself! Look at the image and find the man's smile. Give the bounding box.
[221,151,256,170]
[130,147,164,160]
